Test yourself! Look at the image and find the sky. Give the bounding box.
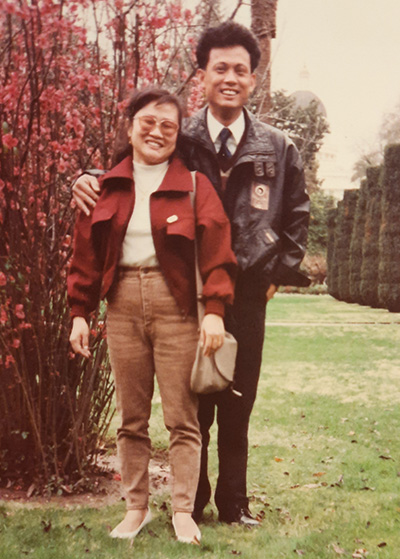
[216,0,400,185]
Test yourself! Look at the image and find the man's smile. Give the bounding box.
[220,88,238,98]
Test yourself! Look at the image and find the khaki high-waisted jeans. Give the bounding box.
[107,268,201,513]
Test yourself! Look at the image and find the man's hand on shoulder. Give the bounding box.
[72,174,100,216]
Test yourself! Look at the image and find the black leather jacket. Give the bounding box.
[178,107,310,288]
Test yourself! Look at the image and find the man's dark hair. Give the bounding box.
[196,21,261,72]
[113,86,182,165]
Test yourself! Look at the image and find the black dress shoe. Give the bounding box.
[219,507,260,526]
[192,508,204,524]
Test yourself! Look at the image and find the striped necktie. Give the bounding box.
[218,127,232,160]
[217,127,233,172]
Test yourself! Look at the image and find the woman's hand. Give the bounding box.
[200,313,225,357]
[69,317,91,358]
[266,283,277,302]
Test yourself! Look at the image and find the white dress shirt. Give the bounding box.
[207,109,245,156]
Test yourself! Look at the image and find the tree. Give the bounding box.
[268,90,330,174]
[351,150,381,184]
[251,0,277,119]
[267,88,332,281]
[0,0,117,491]
[352,97,400,183]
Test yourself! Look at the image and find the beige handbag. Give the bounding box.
[189,172,238,394]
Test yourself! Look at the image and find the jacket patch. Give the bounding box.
[265,161,276,178]
[251,182,270,210]
[254,161,264,177]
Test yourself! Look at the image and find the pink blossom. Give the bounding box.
[2,134,18,149]
[14,304,25,320]
[5,354,15,368]
[58,159,68,173]
[0,307,7,324]
[0,272,6,286]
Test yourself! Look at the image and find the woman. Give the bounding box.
[67,87,236,544]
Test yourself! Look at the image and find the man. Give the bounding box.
[72,21,310,526]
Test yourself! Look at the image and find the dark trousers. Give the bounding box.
[194,274,267,519]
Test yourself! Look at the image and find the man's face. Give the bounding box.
[197,45,256,124]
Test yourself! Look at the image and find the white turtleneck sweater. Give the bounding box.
[119,160,169,267]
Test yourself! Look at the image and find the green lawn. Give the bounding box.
[1,294,400,559]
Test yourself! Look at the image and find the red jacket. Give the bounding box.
[67,156,237,320]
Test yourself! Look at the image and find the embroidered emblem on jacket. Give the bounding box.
[251,182,270,210]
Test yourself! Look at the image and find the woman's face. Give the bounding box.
[129,101,179,165]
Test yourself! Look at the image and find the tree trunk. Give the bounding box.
[251,0,278,121]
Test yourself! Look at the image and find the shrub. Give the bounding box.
[349,178,368,303]
[0,0,202,492]
[307,190,336,255]
[0,0,117,491]
[378,144,400,312]
[360,166,383,307]
[326,206,339,298]
[336,190,359,302]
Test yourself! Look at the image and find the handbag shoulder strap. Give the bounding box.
[189,170,196,209]
[189,171,205,323]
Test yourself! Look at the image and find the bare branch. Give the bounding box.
[228,0,244,20]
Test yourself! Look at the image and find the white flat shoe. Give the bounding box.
[172,514,201,545]
[110,508,152,539]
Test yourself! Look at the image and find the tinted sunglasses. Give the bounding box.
[133,115,179,136]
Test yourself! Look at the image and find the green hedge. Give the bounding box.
[336,190,359,302]
[328,143,400,312]
[326,206,339,298]
[360,166,382,307]
[349,178,368,303]
[378,144,400,312]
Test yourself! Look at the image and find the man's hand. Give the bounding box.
[266,283,277,302]
[69,316,91,358]
[72,175,100,216]
[200,313,225,357]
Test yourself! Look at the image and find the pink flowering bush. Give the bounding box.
[0,0,203,492]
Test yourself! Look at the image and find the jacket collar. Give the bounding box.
[101,155,193,193]
[182,106,276,156]
[181,107,212,151]
[101,156,133,186]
